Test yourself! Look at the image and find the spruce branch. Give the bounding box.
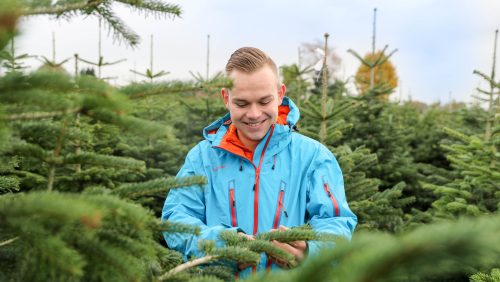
[247,240,295,264]
[219,231,295,264]
[115,0,182,18]
[94,5,141,47]
[0,175,20,192]
[124,78,232,99]
[159,255,217,280]
[77,56,127,68]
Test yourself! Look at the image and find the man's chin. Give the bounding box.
[239,130,267,143]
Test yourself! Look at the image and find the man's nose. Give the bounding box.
[246,104,261,119]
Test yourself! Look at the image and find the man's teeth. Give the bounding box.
[246,120,264,127]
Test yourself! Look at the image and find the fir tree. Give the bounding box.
[418,28,499,221]
[298,33,413,232]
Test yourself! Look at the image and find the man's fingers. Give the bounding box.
[271,240,304,262]
[237,232,254,240]
[269,240,296,269]
[289,240,307,251]
[237,262,253,270]
[272,240,297,254]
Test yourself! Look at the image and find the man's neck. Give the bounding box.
[236,130,260,152]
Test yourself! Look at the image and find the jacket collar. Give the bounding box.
[203,97,300,163]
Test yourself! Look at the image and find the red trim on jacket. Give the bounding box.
[229,188,237,227]
[267,188,286,270]
[273,190,285,229]
[323,182,340,217]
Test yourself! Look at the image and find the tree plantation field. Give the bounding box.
[1,1,499,282]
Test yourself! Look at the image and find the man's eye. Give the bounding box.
[260,101,271,105]
[235,103,247,107]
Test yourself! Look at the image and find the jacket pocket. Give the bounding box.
[228,180,238,227]
[272,180,288,229]
[322,176,340,217]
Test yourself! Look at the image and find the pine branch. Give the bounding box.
[64,152,146,170]
[11,142,49,161]
[112,175,206,199]
[443,127,472,143]
[0,236,18,247]
[197,265,234,282]
[209,245,260,265]
[21,1,105,16]
[299,104,322,120]
[347,49,370,67]
[474,70,497,87]
[255,229,318,243]
[157,220,200,236]
[86,109,169,136]
[20,1,182,47]
[256,215,500,282]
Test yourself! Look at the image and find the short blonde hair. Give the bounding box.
[225,47,278,77]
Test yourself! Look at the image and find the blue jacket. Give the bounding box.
[162,97,357,274]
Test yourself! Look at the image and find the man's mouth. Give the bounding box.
[243,119,266,128]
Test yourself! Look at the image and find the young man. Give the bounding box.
[162,47,356,275]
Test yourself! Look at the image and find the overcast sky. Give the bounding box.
[13,0,500,104]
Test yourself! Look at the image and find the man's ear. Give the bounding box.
[221,88,230,108]
[279,83,286,104]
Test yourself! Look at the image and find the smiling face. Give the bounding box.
[221,65,286,151]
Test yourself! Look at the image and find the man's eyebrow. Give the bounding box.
[232,95,274,103]
[232,98,249,103]
[232,95,274,102]
[259,95,274,101]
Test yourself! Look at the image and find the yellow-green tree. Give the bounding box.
[354,50,398,100]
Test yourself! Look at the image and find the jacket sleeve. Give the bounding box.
[161,145,240,260]
[305,146,357,257]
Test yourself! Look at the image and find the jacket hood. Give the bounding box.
[202,96,300,143]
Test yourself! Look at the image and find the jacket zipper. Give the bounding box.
[323,177,340,217]
[252,125,275,235]
[252,125,274,274]
[228,180,237,227]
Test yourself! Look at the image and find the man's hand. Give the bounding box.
[269,226,307,269]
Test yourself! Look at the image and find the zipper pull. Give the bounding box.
[253,184,256,191]
[282,200,288,218]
